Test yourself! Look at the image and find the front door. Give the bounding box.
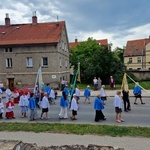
[8,78,14,91]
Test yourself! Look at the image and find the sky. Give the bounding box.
[0,0,150,50]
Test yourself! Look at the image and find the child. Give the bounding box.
[114,91,124,123]
[0,98,4,119]
[83,85,91,104]
[28,93,37,121]
[19,91,29,117]
[70,94,78,120]
[5,96,15,119]
[100,85,107,105]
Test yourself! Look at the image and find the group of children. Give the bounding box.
[0,82,143,123]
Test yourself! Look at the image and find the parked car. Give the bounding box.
[18,85,44,100]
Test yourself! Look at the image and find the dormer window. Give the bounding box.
[4,47,12,52]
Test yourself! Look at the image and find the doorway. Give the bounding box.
[8,78,14,91]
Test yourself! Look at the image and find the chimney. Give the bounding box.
[5,13,10,26]
[75,38,78,43]
[32,11,37,24]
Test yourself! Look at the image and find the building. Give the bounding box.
[69,38,108,48]
[124,37,150,79]
[0,13,70,90]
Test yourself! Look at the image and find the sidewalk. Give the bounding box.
[0,132,149,150]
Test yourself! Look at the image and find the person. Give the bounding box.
[122,90,131,112]
[133,82,145,104]
[13,87,19,103]
[83,85,91,104]
[100,85,107,105]
[5,96,15,119]
[113,91,124,123]
[70,94,78,120]
[93,77,98,90]
[59,91,68,119]
[0,98,4,119]
[40,92,50,119]
[94,94,106,122]
[63,85,69,100]
[5,86,12,103]
[45,83,51,98]
[75,85,80,104]
[61,79,65,91]
[28,93,37,121]
[33,85,40,108]
[97,77,102,89]
[0,88,3,100]
[19,91,29,117]
[49,87,56,104]
[109,76,115,90]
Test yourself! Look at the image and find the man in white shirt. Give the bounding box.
[93,77,98,91]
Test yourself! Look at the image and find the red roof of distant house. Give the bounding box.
[69,38,108,48]
[124,38,150,56]
[0,21,65,46]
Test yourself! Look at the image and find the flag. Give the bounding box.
[35,66,44,93]
[77,62,81,82]
[121,73,129,92]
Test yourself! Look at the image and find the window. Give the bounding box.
[137,57,141,63]
[42,57,48,66]
[129,58,132,63]
[61,41,64,50]
[26,57,33,67]
[59,57,62,67]
[4,48,12,52]
[65,59,68,68]
[6,58,12,68]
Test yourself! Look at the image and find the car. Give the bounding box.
[18,85,45,100]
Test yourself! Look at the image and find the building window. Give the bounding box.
[26,57,33,67]
[6,58,12,68]
[129,58,132,63]
[62,41,64,50]
[137,57,141,63]
[59,57,62,67]
[4,47,12,52]
[42,57,48,66]
[65,59,68,68]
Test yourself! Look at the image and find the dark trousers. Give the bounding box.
[95,110,105,122]
[123,99,131,111]
[0,113,2,118]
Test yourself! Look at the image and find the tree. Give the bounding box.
[70,38,124,84]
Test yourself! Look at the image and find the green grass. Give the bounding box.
[76,81,150,90]
[0,122,150,137]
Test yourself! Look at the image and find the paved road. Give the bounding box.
[0,89,150,150]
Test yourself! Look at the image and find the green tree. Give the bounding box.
[70,38,124,84]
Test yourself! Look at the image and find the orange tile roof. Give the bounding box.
[124,38,150,56]
[0,21,65,46]
[69,38,108,48]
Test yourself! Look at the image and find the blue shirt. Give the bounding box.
[94,97,104,110]
[133,85,141,95]
[84,88,91,97]
[28,97,36,109]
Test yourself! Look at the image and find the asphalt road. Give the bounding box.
[1,96,150,127]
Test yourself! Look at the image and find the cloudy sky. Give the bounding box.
[0,0,150,49]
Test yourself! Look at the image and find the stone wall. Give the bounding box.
[0,140,125,150]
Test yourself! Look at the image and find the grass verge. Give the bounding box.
[0,122,150,137]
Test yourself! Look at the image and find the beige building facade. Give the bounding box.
[0,13,70,90]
